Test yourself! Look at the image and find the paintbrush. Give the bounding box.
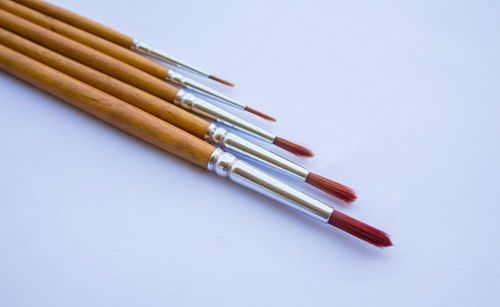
[0,0,273,120]
[0,27,355,202]
[0,9,312,157]
[0,43,391,247]
[11,0,234,86]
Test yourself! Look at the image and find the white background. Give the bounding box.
[1,0,499,306]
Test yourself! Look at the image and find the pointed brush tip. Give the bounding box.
[328,211,392,248]
[244,106,277,122]
[306,173,357,203]
[273,137,314,158]
[209,75,234,87]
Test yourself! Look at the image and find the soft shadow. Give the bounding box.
[4,72,388,256]
[208,171,388,257]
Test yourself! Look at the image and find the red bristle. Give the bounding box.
[245,106,277,122]
[328,211,392,248]
[306,173,357,203]
[209,75,234,87]
[273,137,314,158]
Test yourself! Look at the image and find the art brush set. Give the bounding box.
[0,0,392,248]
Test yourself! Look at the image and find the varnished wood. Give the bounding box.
[1,0,170,79]
[0,28,211,139]
[0,9,180,103]
[13,0,134,48]
[0,44,216,168]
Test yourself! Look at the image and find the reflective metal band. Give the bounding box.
[204,123,309,179]
[165,69,246,110]
[207,149,333,223]
[132,39,210,78]
[175,90,276,142]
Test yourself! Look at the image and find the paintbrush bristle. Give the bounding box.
[306,173,357,202]
[209,75,234,87]
[245,106,277,122]
[328,210,392,248]
[273,137,314,158]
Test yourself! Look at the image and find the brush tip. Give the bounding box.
[306,173,357,202]
[209,75,234,87]
[328,211,392,248]
[273,137,314,158]
[244,106,277,122]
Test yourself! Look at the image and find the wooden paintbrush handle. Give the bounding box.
[0,9,180,103]
[0,0,170,79]
[0,44,215,168]
[0,28,211,139]
[12,0,134,48]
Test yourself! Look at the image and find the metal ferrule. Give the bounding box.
[204,123,309,179]
[175,90,276,142]
[132,39,210,78]
[165,69,246,110]
[207,148,333,223]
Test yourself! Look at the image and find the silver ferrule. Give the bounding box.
[204,123,309,179]
[132,39,210,78]
[207,148,333,222]
[175,90,276,142]
[165,69,246,110]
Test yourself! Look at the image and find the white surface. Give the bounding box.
[1,0,499,306]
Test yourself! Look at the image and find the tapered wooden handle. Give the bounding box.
[1,0,170,79]
[12,0,134,48]
[0,28,211,139]
[0,9,179,103]
[0,44,215,168]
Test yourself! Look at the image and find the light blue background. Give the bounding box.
[1,0,499,306]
